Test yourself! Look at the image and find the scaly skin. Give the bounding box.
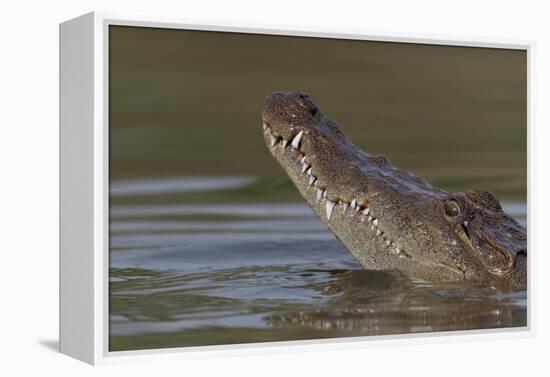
[261,92,526,288]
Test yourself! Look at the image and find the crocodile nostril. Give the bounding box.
[310,108,317,116]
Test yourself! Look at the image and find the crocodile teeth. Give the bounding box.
[291,130,303,149]
[355,206,361,212]
[326,200,335,221]
[372,219,378,226]
[316,188,323,201]
[306,167,312,176]
[302,164,309,173]
[299,156,306,165]
[376,229,382,236]
[323,190,327,198]
[262,122,267,130]
[385,240,391,246]
[281,139,288,148]
[395,248,401,255]
[362,208,370,215]
[342,202,349,211]
[350,199,357,208]
[269,135,277,147]
[367,215,373,222]
[308,176,316,186]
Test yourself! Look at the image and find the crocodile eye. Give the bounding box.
[444,200,461,217]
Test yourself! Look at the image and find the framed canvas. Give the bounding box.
[59,11,533,365]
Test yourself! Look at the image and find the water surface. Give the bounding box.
[109,177,527,351]
[108,31,527,351]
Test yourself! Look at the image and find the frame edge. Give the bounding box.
[59,11,96,365]
[62,10,535,365]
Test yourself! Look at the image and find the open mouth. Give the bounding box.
[262,121,408,259]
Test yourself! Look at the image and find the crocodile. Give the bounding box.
[261,91,527,288]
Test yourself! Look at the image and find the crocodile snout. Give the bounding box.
[262,92,320,138]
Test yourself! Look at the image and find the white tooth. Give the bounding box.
[373,219,378,226]
[395,248,401,255]
[376,229,382,236]
[371,225,376,231]
[464,221,469,226]
[291,130,303,149]
[355,206,360,212]
[385,240,391,246]
[306,167,312,176]
[308,176,316,186]
[351,199,357,208]
[323,190,327,198]
[269,135,277,147]
[262,122,267,130]
[342,202,349,210]
[300,156,306,165]
[362,208,370,215]
[326,200,335,221]
[302,164,309,173]
[316,188,323,201]
[367,215,373,222]
[281,139,288,148]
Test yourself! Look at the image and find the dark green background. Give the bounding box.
[109,26,526,201]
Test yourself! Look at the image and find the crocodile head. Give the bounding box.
[261,91,527,288]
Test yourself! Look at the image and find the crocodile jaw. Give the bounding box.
[262,122,468,282]
[261,91,527,287]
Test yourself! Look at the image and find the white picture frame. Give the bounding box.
[59,11,534,365]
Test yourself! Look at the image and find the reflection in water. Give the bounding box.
[269,270,525,334]
[109,177,527,351]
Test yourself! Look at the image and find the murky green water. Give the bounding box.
[109,177,526,351]
[108,27,527,351]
